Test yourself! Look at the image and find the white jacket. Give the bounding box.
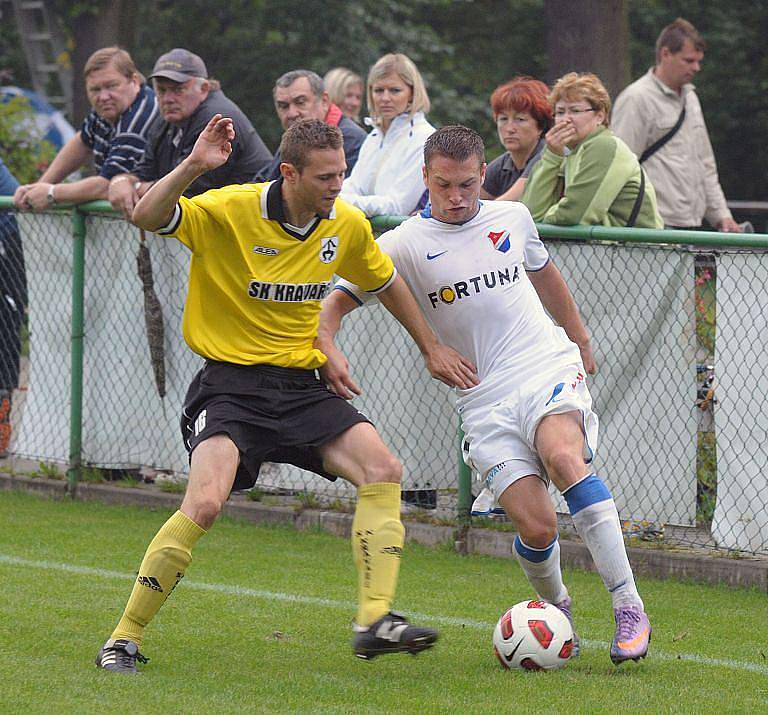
[340,111,435,217]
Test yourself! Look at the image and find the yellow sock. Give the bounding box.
[111,510,206,645]
[352,482,405,626]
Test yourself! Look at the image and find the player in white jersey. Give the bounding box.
[317,126,651,665]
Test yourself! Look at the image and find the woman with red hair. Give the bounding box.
[481,76,553,201]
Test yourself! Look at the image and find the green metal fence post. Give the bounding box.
[67,208,86,496]
[457,420,471,526]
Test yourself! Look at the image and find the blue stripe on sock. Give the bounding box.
[514,535,557,563]
[563,474,612,515]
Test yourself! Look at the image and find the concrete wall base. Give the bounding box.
[2,473,765,592]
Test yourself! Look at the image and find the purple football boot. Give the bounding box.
[610,605,651,664]
[554,596,580,657]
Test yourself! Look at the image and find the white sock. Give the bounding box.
[563,474,643,609]
[513,535,569,604]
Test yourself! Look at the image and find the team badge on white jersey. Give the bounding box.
[488,230,511,253]
[319,236,339,263]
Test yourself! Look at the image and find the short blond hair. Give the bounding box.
[550,72,611,127]
[366,53,430,124]
[84,47,139,81]
[324,67,363,113]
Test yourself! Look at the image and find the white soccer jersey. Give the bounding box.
[336,201,582,410]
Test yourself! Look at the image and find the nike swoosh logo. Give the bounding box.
[506,638,523,660]
[426,251,447,260]
[617,627,650,650]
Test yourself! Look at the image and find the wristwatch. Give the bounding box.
[46,184,56,206]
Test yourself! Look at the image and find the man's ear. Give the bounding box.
[280,162,298,183]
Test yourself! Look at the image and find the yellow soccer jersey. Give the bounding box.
[158,180,395,368]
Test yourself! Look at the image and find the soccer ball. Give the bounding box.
[493,600,574,671]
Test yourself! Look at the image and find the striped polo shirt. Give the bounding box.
[80,83,158,180]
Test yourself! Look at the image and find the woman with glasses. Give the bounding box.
[522,72,662,228]
[481,77,553,202]
[339,53,435,217]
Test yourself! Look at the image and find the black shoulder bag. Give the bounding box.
[639,104,686,163]
[626,169,646,228]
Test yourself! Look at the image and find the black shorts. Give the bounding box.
[181,361,371,491]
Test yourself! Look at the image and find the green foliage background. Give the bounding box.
[0,97,57,184]
[2,0,766,198]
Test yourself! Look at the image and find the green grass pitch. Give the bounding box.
[1,490,766,713]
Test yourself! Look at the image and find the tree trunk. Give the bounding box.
[70,0,138,124]
[544,0,630,101]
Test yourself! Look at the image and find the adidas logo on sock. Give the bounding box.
[137,575,164,592]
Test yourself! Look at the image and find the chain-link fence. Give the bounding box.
[0,205,27,460]
[1,200,766,557]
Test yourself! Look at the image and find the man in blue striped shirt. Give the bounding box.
[13,47,157,211]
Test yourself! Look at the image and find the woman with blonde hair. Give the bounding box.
[522,72,662,228]
[340,53,435,217]
[324,67,364,124]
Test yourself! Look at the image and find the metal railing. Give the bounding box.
[2,197,767,556]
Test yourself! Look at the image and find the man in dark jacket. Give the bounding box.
[254,69,366,182]
[109,48,272,217]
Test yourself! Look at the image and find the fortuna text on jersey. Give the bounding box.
[427,264,521,308]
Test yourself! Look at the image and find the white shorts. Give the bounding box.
[460,363,598,502]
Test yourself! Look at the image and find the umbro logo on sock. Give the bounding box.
[137,575,164,592]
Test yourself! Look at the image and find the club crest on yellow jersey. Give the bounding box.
[319,236,339,263]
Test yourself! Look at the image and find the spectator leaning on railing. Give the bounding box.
[481,76,552,202]
[612,18,741,232]
[13,47,157,211]
[252,69,366,182]
[339,53,435,217]
[522,72,662,229]
[109,48,272,218]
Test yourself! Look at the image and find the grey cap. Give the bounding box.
[149,48,208,83]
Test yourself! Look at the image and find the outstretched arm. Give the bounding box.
[376,275,478,389]
[528,261,596,374]
[317,277,479,398]
[132,114,234,231]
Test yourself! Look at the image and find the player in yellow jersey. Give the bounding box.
[95,116,479,672]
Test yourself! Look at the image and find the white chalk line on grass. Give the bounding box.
[2,553,767,676]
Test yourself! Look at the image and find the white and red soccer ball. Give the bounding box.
[493,600,574,671]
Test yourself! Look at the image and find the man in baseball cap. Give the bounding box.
[109,48,272,216]
[148,48,208,84]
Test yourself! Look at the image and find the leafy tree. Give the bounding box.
[130,0,547,157]
[18,0,765,201]
[0,96,56,184]
[0,6,31,87]
[628,2,768,201]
